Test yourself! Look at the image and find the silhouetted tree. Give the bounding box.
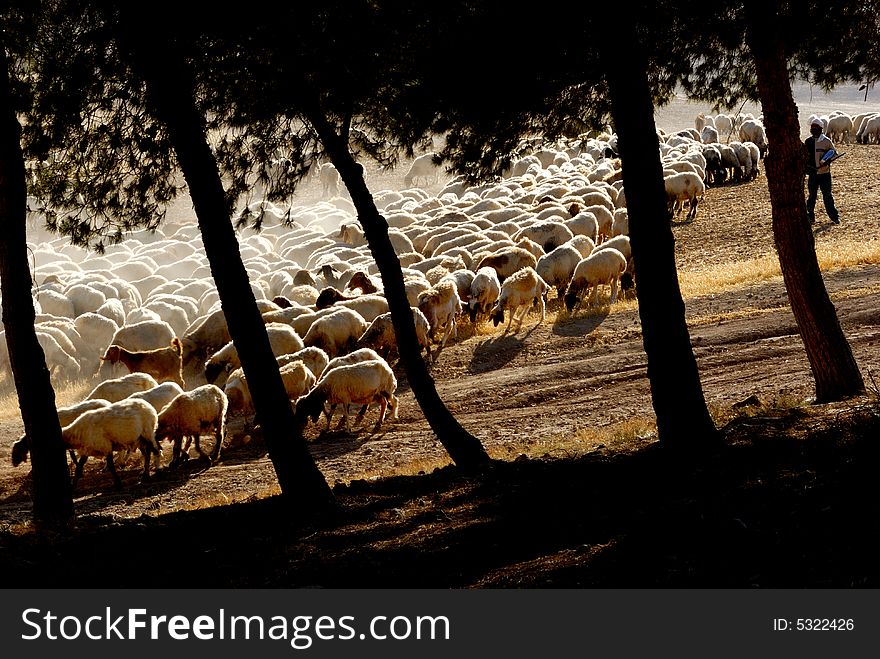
[0,20,74,529]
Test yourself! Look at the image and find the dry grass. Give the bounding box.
[679,238,880,299]
[709,392,808,427]
[349,416,659,483]
[0,376,100,423]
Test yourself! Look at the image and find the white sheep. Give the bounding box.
[475,247,538,283]
[536,245,583,300]
[302,307,368,359]
[438,269,476,305]
[35,289,75,319]
[155,384,228,465]
[564,234,597,258]
[95,298,126,327]
[318,163,341,197]
[738,119,767,155]
[276,346,331,380]
[86,372,160,402]
[714,113,733,140]
[204,322,304,383]
[64,283,106,317]
[490,266,548,333]
[417,278,461,351]
[294,358,398,432]
[664,171,705,221]
[611,208,629,237]
[467,266,502,323]
[127,381,185,412]
[326,294,390,323]
[62,398,160,489]
[700,125,720,144]
[563,248,627,311]
[106,319,176,353]
[563,212,599,243]
[513,221,574,253]
[404,153,441,188]
[856,114,880,144]
[355,307,432,363]
[11,399,112,467]
[225,361,316,415]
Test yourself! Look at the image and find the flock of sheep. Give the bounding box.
[7,103,870,489]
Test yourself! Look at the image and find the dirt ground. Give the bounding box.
[2,95,880,586]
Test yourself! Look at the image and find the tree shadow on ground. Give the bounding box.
[6,404,878,588]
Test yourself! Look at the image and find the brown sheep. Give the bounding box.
[101,338,185,386]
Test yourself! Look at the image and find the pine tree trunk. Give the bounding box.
[119,23,337,517]
[748,8,864,402]
[0,49,74,529]
[604,33,720,449]
[308,115,489,467]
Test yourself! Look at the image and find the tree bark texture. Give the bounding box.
[307,113,490,467]
[749,5,864,402]
[118,21,337,517]
[604,32,720,449]
[0,48,74,529]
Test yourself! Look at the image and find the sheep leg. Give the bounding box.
[589,284,599,306]
[388,393,399,420]
[73,455,88,488]
[373,397,388,432]
[515,305,527,331]
[105,454,122,490]
[194,433,209,460]
[171,436,187,468]
[335,408,348,431]
[610,275,620,304]
[377,397,387,424]
[504,307,514,333]
[139,441,152,482]
[688,196,699,222]
[354,404,369,426]
[325,404,336,431]
[210,425,223,462]
[341,406,350,432]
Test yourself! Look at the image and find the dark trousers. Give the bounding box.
[806,172,839,222]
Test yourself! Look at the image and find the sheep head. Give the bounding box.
[315,287,347,309]
[11,435,29,466]
[491,305,504,327]
[292,270,316,288]
[564,288,580,312]
[204,360,225,384]
[100,345,122,363]
[293,390,324,425]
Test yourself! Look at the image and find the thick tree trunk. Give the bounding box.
[119,22,336,518]
[0,49,74,529]
[308,114,489,467]
[749,8,864,402]
[604,33,720,449]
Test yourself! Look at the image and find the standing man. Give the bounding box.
[804,117,840,225]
